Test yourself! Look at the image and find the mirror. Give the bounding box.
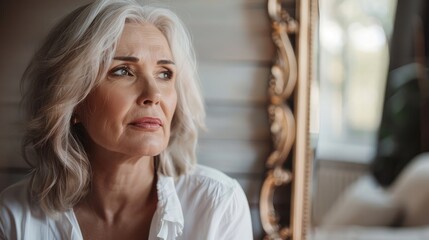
[299,0,429,239]
[312,0,396,227]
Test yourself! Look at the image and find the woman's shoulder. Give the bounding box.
[178,164,240,195]
[175,164,249,209]
[0,178,32,211]
[175,165,253,239]
[0,178,44,225]
[189,164,238,184]
[0,178,81,239]
[0,178,36,239]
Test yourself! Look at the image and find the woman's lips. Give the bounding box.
[129,117,163,130]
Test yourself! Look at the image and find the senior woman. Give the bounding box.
[0,0,253,239]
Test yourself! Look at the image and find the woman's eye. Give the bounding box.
[110,66,134,77]
[157,70,173,80]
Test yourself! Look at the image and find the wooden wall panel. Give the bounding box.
[203,105,270,141]
[0,138,25,168]
[192,25,273,62]
[197,139,270,174]
[199,63,269,105]
[0,172,29,193]
[251,208,264,240]
[0,0,90,102]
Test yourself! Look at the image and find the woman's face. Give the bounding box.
[78,23,177,159]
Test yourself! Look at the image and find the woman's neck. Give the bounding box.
[79,153,157,224]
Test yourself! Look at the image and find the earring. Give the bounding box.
[71,115,79,125]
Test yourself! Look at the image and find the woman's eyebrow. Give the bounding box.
[112,56,175,65]
[113,56,139,62]
[157,59,175,65]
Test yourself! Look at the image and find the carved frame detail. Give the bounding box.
[260,0,315,239]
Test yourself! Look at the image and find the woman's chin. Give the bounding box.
[128,142,167,157]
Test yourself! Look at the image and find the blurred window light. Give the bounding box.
[349,22,387,51]
[314,0,397,163]
[320,20,344,54]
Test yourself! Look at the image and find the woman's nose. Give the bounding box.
[136,76,161,106]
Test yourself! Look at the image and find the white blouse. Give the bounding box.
[0,165,253,240]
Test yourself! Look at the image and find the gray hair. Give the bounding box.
[22,0,205,215]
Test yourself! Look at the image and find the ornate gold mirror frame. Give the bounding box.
[259,0,317,239]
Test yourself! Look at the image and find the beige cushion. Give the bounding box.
[390,153,429,226]
[321,175,400,227]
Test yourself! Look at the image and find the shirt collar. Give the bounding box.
[155,173,184,240]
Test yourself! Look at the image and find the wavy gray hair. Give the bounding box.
[22,0,205,215]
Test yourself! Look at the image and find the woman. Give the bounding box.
[0,0,253,239]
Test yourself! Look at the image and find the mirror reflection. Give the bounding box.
[311,0,429,239]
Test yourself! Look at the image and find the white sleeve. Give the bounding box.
[0,226,5,240]
[0,220,4,240]
[215,181,253,240]
[0,195,9,240]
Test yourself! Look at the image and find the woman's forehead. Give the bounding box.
[114,23,173,60]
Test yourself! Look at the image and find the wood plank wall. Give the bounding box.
[0,0,274,238]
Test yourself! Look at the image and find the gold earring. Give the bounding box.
[72,115,79,125]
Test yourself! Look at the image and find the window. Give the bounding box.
[313,0,398,163]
